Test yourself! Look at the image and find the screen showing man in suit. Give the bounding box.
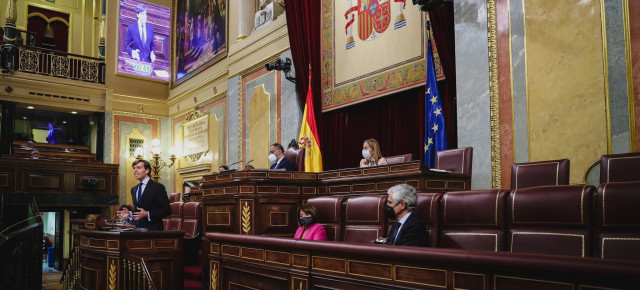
[117,159,171,230]
[385,184,428,246]
[117,0,171,81]
[126,4,155,63]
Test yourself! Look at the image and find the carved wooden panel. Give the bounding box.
[257,198,299,236]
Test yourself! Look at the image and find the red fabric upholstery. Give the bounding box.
[600,152,640,183]
[169,193,181,203]
[415,193,442,247]
[435,147,473,174]
[510,159,570,190]
[284,147,306,172]
[183,202,202,239]
[385,153,413,165]
[595,182,640,261]
[163,202,184,231]
[508,185,595,257]
[306,196,346,241]
[344,195,387,244]
[440,190,508,251]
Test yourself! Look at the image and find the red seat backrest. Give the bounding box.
[507,185,594,257]
[385,153,413,165]
[440,190,508,251]
[600,152,640,183]
[343,195,387,244]
[595,182,640,261]
[510,159,570,190]
[284,147,306,172]
[435,147,473,175]
[164,202,184,231]
[306,196,346,241]
[183,202,202,239]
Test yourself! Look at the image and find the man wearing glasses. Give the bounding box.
[268,143,295,171]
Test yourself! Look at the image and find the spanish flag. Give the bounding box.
[298,74,323,172]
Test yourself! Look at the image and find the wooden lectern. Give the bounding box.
[77,228,183,290]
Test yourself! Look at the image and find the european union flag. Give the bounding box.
[424,27,447,168]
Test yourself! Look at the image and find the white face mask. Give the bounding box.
[362,149,372,159]
[268,153,277,163]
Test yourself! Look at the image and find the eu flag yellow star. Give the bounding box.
[430,95,438,104]
[432,123,438,132]
[434,108,442,116]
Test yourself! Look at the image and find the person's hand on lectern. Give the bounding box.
[117,207,131,220]
[131,49,141,61]
[132,208,148,221]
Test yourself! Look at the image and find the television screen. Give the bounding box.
[117,0,171,81]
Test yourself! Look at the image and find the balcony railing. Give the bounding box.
[15,44,105,84]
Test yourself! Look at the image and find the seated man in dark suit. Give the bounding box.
[385,184,428,247]
[269,143,295,171]
[117,159,171,230]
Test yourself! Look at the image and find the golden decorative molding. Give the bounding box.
[623,0,636,151]
[238,75,244,163]
[210,262,218,290]
[108,259,117,290]
[112,111,161,121]
[170,92,227,118]
[5,0,17,23]
[99,15,106,42]
[242,201,251,234]
[487,0,501,189]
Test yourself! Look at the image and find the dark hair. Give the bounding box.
[298,204,319,222]
[288,139,299,149]
[132,159,152,177]
[135,3,147,14]
[271,143,284,153]
[219,165,229,171]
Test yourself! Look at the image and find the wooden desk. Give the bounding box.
[196,161,470,236]
[78,229,183,290]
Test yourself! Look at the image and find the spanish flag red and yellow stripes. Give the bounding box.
[298,75,323,172]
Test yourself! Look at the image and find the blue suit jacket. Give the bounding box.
[270,157,295,171]
[125,22,155,62]
[388,212,429,247]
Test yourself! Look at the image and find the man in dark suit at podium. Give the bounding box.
[269,143,295,171]
[117,159,171,230]
[125,3,156,63]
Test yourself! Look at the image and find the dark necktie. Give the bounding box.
[137,182,143,204]
[388,222,402,245]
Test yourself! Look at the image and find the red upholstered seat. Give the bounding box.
[595,182,640,261]
[163,202,184,231]
[600,152,640,183]
[435,147,473,175]
[306,196,346,241]
[284,147,306,172]
[169,193,181,203]
[414,193,442,247]
[344,195,387,244]
[183,202,202,239]
[510,159,570,190]
[440,190,508,251]
[385,153,413,165]
[507,185,595,257]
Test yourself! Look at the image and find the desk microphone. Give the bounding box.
[109,195,125,227]
[226,160,242,169]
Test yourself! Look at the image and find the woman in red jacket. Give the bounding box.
[294,204,327,241]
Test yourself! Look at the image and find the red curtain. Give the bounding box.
[27,6,69,52]
[284,0,322,125]
[429,3,457,147]
[321,87,426,170]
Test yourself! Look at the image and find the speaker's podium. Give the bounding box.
[77,215,183,290]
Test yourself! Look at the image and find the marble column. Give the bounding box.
[454,0,492,189]
[237,0,257,41]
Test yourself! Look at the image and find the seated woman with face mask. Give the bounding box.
[360,138,388,167]
[294,204,327,240]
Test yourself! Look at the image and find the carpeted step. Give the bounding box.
[184,278,202,290]
[184,265,202,281]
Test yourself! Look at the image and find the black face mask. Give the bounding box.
[384,204,397,219]
[300,217,314,226]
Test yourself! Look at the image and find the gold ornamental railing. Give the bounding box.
[60,244,80,290]
[15,44,105,84]
[122,255,157,290]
